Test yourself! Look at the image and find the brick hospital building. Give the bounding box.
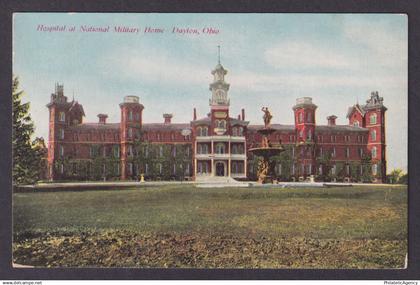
[46,62,387,183]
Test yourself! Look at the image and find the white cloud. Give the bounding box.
[342,17,407,68]
[264,41,357,70]
[108,48,210,86]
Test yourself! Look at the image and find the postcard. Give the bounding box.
[11,13,407,269]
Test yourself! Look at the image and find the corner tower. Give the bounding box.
[293,97,317,177]
[46,83,69,180]
[120,95,144,180]
[364,91,387,182]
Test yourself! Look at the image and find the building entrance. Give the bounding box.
[215,162,225,176]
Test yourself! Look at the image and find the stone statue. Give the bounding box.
[257,160,270,183]
[262,107,272,128]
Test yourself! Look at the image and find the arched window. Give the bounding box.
[353,120,360,127]
[307,129,312,141]
[371,130,377,141]
[238,144,244,154]
[372,146,377,158]
[238,127,243,136]
[128,128,133,138]
[306,112,311,123]
[59,145,64,157]
[217,120,226,129]
[216,143,225,154]
[197,127,202,136]
[346,147,350,158]
[59,112,65,122]
[331,164,336,175]
[372,164,378,175]
[232,127,238,136]
[159,146,163,157]
[232,145,238,154]
[370,113,377,124]
[129,111,133,121]
[232,162,238,174]
[298,112,303,123]
[59,129,64,140]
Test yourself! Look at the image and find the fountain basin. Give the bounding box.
[248,147,285,157]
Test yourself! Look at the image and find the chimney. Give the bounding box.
[238,114,241,120]
[327,115,337,126]
[98,114,108,124]
[193,108,197,121]
[163,113,173,124]
[241,108,245,121]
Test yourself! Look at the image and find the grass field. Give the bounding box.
[13,185,407,268]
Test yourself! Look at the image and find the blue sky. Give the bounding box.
[13,13,407,171]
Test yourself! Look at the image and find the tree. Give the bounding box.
[12,76,43,185]
[387,168,403,184]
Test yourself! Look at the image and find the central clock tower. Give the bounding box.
[209,62,230,136]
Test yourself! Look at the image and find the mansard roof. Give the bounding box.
[142,123,191,131]
[229,118,249,126]
[191,117,211,125]
[68,123,120,131]
[191,117,249,126]
[68,101,85,116]
[247,124,368,133]
[346,104,366,118]
[315,125,368,132]
[248,124,295,131]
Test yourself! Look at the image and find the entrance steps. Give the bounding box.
[195,176,251,188]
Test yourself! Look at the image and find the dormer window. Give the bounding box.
[353,120,360,127]
[198,126,208,137]
[232,127,238,136]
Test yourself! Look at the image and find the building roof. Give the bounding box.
[191,116,211,125]
[315,125,368,132]
[68,123,120,131]
[346,92,387,118]
[248,124,368,133]
[191,117,249,126]
[142,123,191,131]
[248,124,295,131]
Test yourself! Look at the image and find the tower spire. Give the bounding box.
[217,45,221,64]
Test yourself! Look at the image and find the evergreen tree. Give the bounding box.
[12,76,43,185]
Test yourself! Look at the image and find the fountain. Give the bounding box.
[249,107,285,184]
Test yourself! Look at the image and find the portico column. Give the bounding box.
[228,141,231,177]
[194,158,197,177]
[211,158,215,176]
[243,141,247,177]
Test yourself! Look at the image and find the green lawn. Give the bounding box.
[13,185,407,268]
